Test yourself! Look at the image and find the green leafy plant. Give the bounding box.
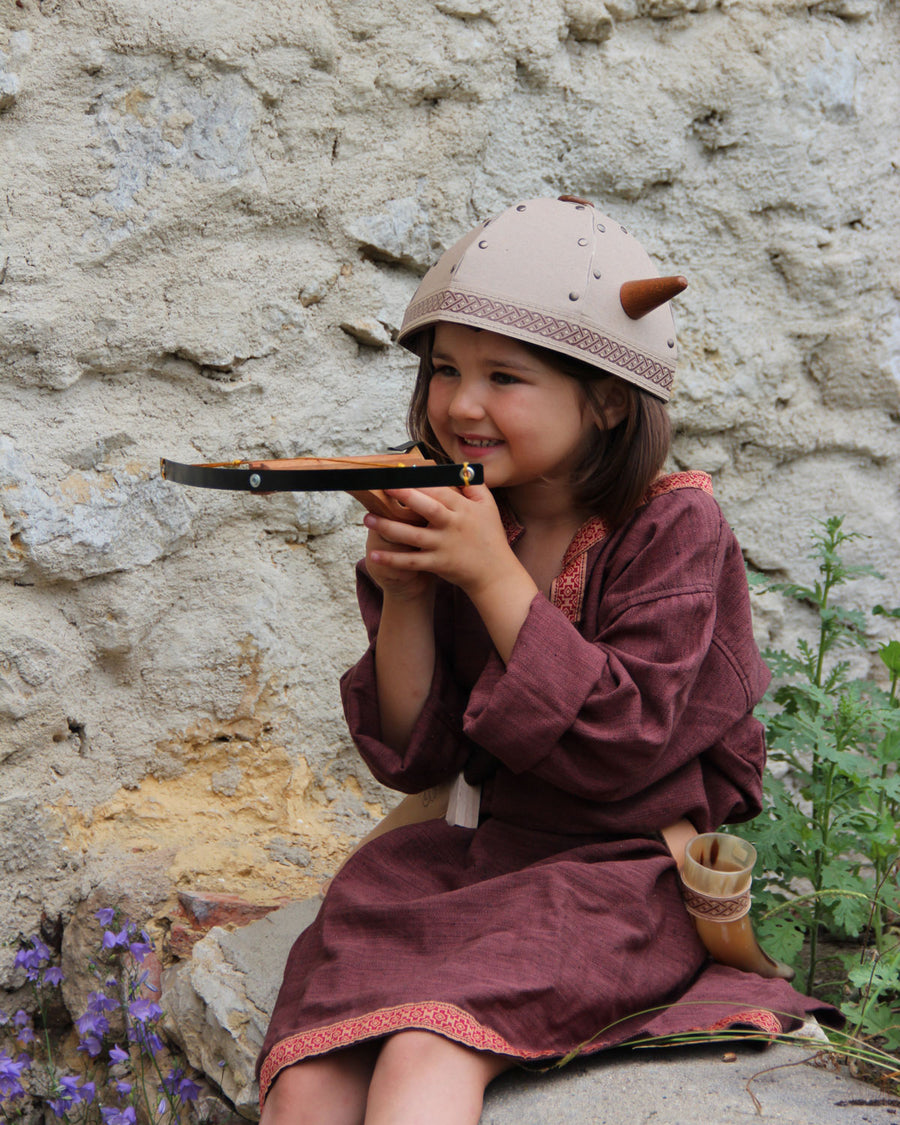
[744,516,900,1047]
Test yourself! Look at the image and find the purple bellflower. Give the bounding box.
[0,1049,30,1100]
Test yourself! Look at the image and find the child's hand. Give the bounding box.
[365,485,539,663]
[363,484,515,601]
[364,522,435,603]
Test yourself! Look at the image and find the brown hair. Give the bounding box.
[405,330,671,529]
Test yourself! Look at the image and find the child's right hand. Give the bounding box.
[364,523,435,603]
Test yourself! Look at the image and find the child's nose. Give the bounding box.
[448,380,485,420]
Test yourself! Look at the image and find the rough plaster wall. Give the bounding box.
[1,0,898,983]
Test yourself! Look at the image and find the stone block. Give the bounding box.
[160,897,888,1125]
[161,898,322,1118]
[339,317,393,348]
[0,0,898,1039]
[166,892,289,957]
[0,70,18,112]
[347,197,434,271]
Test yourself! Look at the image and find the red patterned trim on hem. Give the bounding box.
[701,1009,783,1037]
[258,1001,531,1103]
[259,1002,786,1106]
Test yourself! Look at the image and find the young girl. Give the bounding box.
[256,197,833,1125]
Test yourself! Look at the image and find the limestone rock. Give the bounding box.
[347,197,435,271]
[435,0,502,19]
[60,884,164,1040]
[0,437,193,582]
[563,0,614,42]
[0,69,18,111]
[0,793,72,986]
[339,317,392,348]
[0,33,28,112]
[812,0,880,18]
[639,0,716,16]
[162,898,322,1118]
[1,0,898,991]
[160,897,887,1125]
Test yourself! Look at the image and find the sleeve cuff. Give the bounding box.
[341,641,470,793]
[462,595,606,774]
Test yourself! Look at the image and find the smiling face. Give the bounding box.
[425,323,622,512]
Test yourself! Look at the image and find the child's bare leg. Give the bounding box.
[364,1029,512,1125]
[260,1042,379,1125]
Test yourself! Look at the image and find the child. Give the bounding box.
[257,197,833,1125]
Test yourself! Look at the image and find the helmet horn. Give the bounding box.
[620,275,688,320]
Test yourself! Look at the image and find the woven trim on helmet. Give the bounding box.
[403,289,674,397]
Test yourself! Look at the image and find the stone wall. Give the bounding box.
[2,0,898,985]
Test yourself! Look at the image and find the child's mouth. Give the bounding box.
[457,435,502,452]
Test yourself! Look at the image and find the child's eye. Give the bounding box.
[431,364,459,379]
[491,371,521,385]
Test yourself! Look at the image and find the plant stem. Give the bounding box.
[805,534,839,996]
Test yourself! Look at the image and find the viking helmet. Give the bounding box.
[398,196,686,401]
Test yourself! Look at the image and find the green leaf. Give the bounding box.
[753,513,900,996]
[746,568,771,590]
[880,640,900,676]
[752,911,806,967]
[829,890,872,938]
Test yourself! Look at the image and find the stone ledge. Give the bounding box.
[160,897,894,1124]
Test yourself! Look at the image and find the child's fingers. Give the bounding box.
[379,482,493,526]
[368,545,431,571]
[378,486,455,525]
[364,512,436,550]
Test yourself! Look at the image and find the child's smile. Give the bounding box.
[426,323,596,506]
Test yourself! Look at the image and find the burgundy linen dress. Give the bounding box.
[258,473,836,1102]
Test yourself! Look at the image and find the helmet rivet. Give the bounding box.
[577,238,588,247]
[516,204,526,212]
[478,240,488,248]
[249,473,262,489]
[667,339,675,348]
[620,226,628,234]
[568,292,579,301]
[593,269,602,279]
[597,223,606,233]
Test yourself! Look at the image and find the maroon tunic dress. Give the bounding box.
[258,474,836,1102]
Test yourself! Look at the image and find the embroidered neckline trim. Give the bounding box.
[548,471,714,625]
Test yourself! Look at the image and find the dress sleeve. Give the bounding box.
[339,564,472,793]
[463,495,751,802]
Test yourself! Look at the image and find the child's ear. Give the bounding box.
[591,379,630,431]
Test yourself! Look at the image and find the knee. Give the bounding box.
[376,1030,441,1079]
[376,1029,510,1085]
[259,1066,303,1125]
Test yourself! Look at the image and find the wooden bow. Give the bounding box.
[160,449,483,523]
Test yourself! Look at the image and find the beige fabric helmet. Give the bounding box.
[398,196,687,401]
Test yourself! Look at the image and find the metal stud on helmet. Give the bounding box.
[398,196,687,402]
